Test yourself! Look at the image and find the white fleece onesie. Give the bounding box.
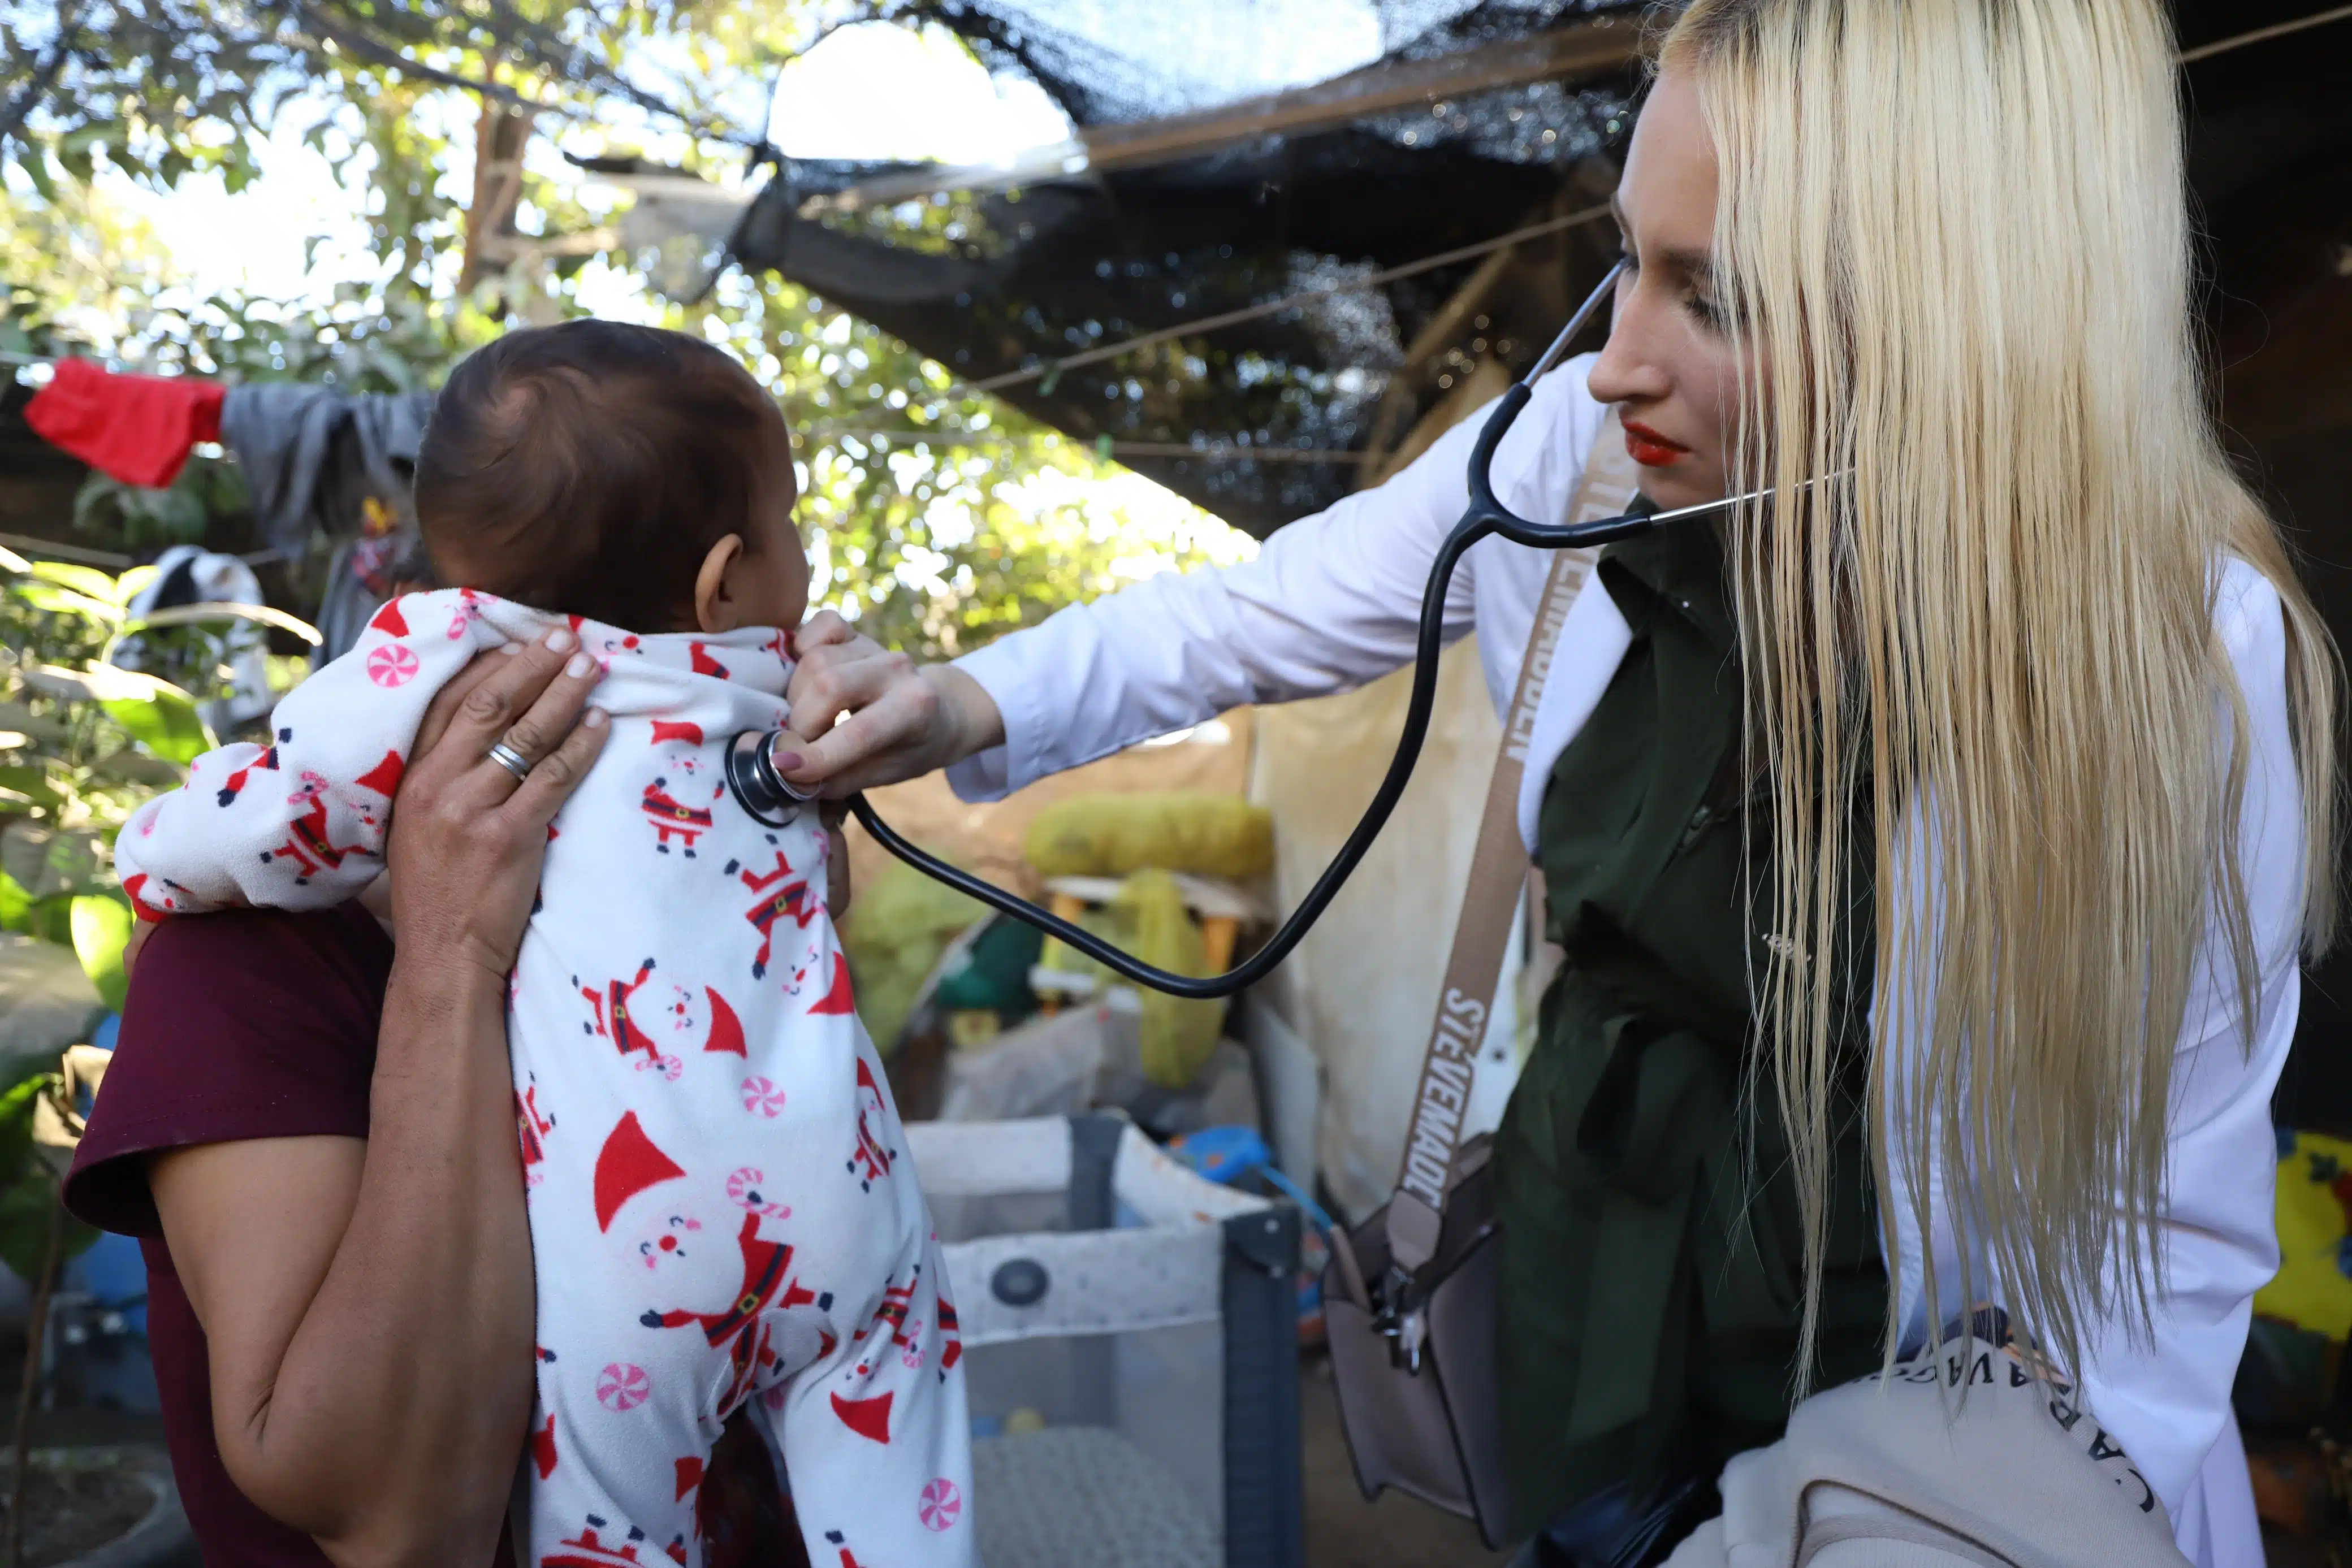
[115,588,975,1568]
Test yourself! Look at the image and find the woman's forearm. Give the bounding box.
[250,961,534,1567]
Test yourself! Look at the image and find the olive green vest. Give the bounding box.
[1494,522,1887,1534]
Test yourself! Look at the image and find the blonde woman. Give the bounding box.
[779,1,2337,1563]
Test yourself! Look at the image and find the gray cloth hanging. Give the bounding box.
[218,383,434,556]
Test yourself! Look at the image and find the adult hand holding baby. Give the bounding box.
[387,626,610,981]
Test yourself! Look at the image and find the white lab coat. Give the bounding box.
[948,355,2295,1568]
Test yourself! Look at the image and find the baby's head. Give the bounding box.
[413,320,807,636]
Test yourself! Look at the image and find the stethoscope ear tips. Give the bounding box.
[724,729,818,828]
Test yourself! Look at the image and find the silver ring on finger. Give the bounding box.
[484,738,534,783]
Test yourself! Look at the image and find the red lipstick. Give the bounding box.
[1622,419,1691,468]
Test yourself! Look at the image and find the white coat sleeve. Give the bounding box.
[944,359,1610,800]
[2069,558,2307,1521]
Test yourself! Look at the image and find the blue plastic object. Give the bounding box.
[1166,1125,1336,1237]
[1167,1125,1276,1184]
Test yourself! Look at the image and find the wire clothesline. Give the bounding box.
[2178,3,2352,63]
[806,426,1374,464]
[966,202,1614,395]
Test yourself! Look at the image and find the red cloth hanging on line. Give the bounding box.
[24,358,227,490]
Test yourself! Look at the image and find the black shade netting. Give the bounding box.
[729,0,2352,539]
[732,1,1654,538]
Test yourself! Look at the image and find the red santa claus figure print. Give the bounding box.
[639,1212,824,1417]
[539,1518,659,1568]
[366,597,409,638]
[260,751,403,884]
[576,959,682,1080]
[640,778,716,856]
[516,1075,555,1188]
[646,721,710,787]
[728,850,817,980]
[807,951,857,1016]
[725,1166,789,1220]
[211,730,285,807]
[444,587,485,640]
[573,618,643,672]
[848,1058,895,1192]
[591,1110,688,1234]
[635,1212,704,1273]
[850,1267,924,1374]
[935,1293,962,1381]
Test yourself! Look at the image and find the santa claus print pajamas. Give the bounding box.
[116,590,976,1568]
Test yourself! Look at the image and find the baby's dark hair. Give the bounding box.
[413,320,793,631]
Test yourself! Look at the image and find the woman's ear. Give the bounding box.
[694,534,747,634]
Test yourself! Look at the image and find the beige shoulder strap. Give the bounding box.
[1385,406,1640,1274]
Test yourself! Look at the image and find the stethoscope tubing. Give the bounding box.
[842,260,1767,999]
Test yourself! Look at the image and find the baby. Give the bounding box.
[115,322,974,1568]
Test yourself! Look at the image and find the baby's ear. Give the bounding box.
[693,534,748,634]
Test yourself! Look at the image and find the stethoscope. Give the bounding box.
[726,258,1770,999]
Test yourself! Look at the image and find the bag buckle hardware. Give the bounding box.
[1373,1265,1428,1373]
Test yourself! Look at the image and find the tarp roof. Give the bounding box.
[730,0,2352,538]
[733,1,1651,537]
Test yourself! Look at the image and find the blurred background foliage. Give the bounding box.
[1,0,1252,662]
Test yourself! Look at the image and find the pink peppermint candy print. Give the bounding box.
[596,1362,650,1411]
[741,1076,787,1117]
[919,1478,962,1531]
[446,591,483,639]
[726,1167,790,1219]
[366,643,419,688]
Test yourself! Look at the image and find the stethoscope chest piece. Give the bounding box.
[724,729,819,828]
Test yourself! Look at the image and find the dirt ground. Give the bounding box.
[1299,1353,1511,1568]
[0,1448,161,1568]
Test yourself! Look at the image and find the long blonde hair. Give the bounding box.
[1658,0,2341,1381]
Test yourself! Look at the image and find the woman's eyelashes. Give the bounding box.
[1614,239,1726,332]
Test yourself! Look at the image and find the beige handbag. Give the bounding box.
[1322,410,1640,1548]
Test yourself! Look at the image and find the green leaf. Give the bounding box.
[113,564,161,605]
[122,601,324,646]
[102,685,213,765]
[8,581,123,625]
[0,765,63,812]
[29,560,128,604]
[20,665,214,764]
[1,823,106,902]
[70,895,133,1013]
[88,748,183,787]
[0,1071,51,1182]
[0,872,32,934]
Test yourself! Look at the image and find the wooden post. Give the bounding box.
[460,77,538,296]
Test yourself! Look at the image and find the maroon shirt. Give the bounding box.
[64,903,521,1568]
